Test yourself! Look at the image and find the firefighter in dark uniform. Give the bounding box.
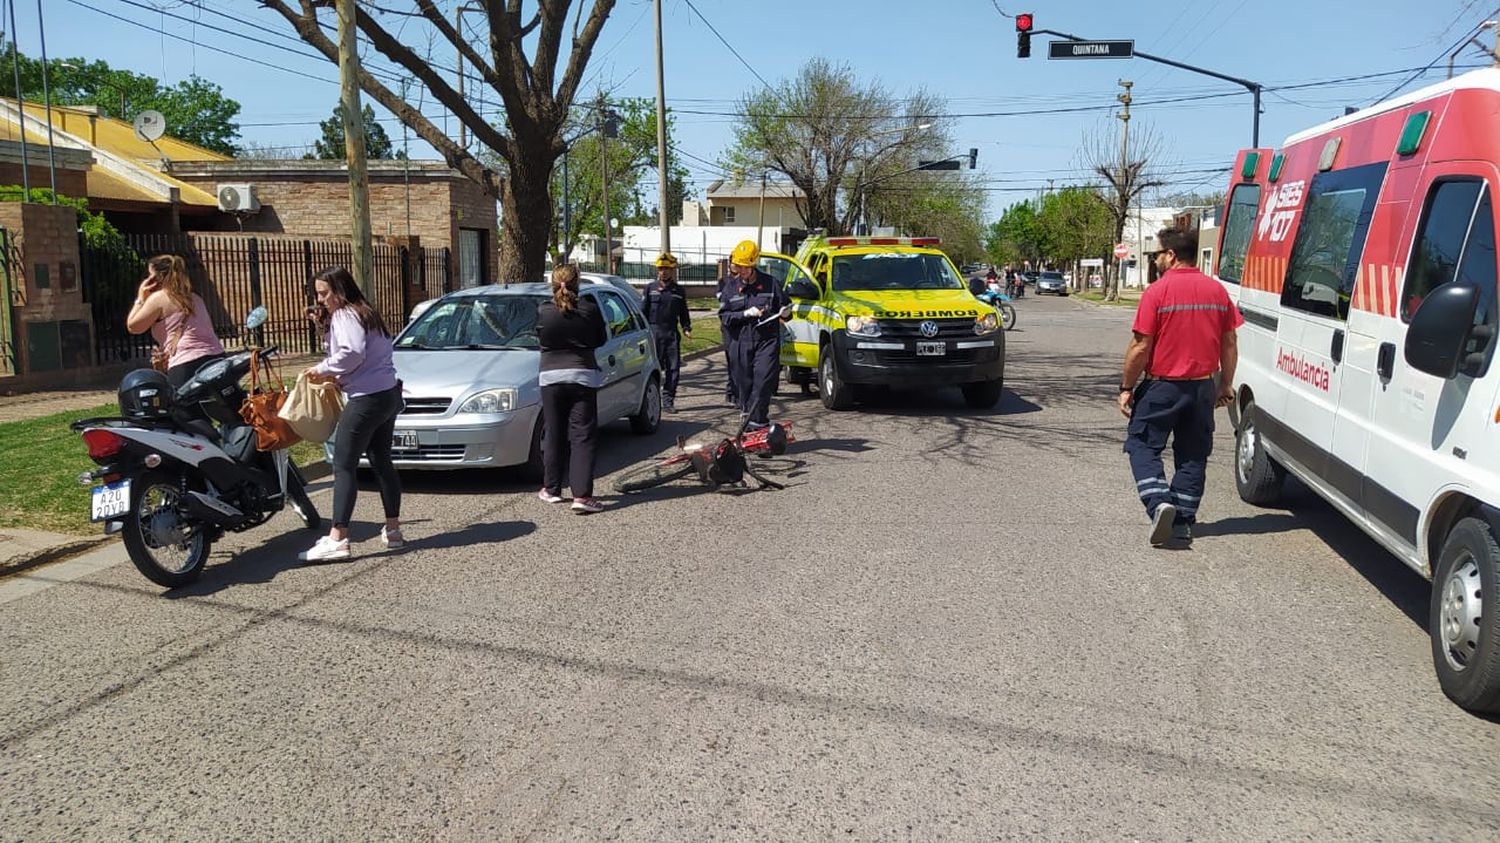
[641,252,692,412]
[718,240,790,428]
[1119,225,1243,548]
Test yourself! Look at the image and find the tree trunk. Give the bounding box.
[499,146,557,284]
[1107,216,1127,301]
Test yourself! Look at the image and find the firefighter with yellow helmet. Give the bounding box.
[641,252,692,412]
[718,240,790,427]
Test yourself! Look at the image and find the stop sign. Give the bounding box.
[1113,242,1129,259]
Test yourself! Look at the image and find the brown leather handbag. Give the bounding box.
[239,350,302,451]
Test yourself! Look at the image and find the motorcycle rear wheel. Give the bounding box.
[614,457,695,493]
[121,470,212,588]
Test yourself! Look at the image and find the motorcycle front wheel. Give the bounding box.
[121,470,212,588]
[999,304,1017,331]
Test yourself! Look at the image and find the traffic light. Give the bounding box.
[1016,12,1033,59]
[968,148,978,169]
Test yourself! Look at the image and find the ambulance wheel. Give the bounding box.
[961,380,1002,409]
[819,347,854,411]
[1234,398,1285,505]
[1431,517,1500,713]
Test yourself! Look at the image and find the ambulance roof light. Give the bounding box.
[1397,110,1432,156]
[1240,151,1261,180]
[1269,153,1286,183]
[1318,137,1342,172]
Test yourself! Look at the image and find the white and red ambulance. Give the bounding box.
[1215,67,1500,712]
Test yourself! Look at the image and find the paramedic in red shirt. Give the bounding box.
[1119,225,1242,547]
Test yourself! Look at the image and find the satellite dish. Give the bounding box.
[132,110,166,143]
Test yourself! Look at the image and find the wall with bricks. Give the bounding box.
[0,202,93,376]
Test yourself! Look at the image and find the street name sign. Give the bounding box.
[1048,40,1134,60]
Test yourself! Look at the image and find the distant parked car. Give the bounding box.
[1035,271,1068,295]
[385,281,662,473]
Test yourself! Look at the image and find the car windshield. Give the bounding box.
[1040,273,1064,281]
[396,295,547,350]
[830,253,964,292]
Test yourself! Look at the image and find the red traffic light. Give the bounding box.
[1015,13,1033,32]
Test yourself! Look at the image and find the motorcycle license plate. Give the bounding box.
[916,341,946,356]
[393,430,418,449]
[90,479,131,522]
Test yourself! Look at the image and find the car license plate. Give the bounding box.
[916,341,946,356]
[90,479,131,522]
[393,430,418,449]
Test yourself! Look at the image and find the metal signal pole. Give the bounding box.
[336,0,373,299]
[1116,79,1133,299]
[653,0,671,257]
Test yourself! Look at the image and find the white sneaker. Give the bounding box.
[571,497,606,514]
[381,527,405,549]
[537,489,565,504]
[298,536,350,562]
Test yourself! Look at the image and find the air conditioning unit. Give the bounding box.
[216,183,259,213]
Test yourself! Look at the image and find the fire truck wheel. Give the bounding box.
[1234,398,1285,505]
[1431,517,1500,713]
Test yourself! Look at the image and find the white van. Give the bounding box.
[1215,68,1500,712]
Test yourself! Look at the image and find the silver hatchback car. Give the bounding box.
[386,281,662,471]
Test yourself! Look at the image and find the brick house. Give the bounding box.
[171,159,498,287]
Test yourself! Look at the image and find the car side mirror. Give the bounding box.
[787,278,819,300]
[245,305,268,330]
[1405,282,1481,379]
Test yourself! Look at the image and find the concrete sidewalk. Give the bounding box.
[0,528,112,577]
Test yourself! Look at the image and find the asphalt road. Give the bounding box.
[4,294,1499,839]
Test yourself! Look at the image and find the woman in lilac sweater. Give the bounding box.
[298,267,404,562]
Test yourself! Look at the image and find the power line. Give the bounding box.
[678,0,779,98]
[1371,14,1495,103]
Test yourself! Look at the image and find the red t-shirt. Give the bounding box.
[1131,267,1243,379]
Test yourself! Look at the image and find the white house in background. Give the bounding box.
[1121,206,1181,288]
[703,178,806,229]
[619,225,784,269]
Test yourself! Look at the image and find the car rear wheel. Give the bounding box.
[1234,398,1285,505]
[961,380,1002,409]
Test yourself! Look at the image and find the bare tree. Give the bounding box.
[1079,119,1168,300]
[725,59,947,234]
[256,0,616,282]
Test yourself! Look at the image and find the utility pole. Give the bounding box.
[7,0,30,193]
[1114,79,1133,300]
[653,0,672,257]
[599,95,612,274]
[35,0,57,202]
[756,166,768,247]
[336,0,373,299]
[455,4,482,150]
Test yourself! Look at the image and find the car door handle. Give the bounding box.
[1377,341,1396,379]
[608,355,617,367]
[638,342,646,353]
[1331,329,1345,364]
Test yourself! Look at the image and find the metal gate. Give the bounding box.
[0,227,18,376]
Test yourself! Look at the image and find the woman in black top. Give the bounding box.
[536,265,610,513]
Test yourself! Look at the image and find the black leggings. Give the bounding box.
[331,385,402,529]
[167,354,224,390]
[541,382,598,499]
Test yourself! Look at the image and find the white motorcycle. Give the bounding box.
[72,307,320,588]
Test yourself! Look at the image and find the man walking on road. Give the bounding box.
[641,253,692,412]
[1119,225,1242,547]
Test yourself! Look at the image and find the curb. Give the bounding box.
[0,535,114,580]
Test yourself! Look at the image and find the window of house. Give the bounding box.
[724,206,736,223]
[1216,183,1261,285]
[1280,161,1388,320]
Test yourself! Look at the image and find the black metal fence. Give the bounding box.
[82,234,452,365]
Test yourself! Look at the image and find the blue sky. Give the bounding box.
[14,0,1494,218]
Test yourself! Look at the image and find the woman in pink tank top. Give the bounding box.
[125,254,227,388]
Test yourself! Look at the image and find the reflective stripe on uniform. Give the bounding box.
[1157,303,1230,314]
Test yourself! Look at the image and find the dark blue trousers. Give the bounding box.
[730,334,780,425]
[652,329,681,399]
[1124,379,1216,524]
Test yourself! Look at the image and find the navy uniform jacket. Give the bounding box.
[718,269,788,343]
[642,279,692,334]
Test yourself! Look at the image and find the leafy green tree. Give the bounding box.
[0,45,241,155]
[308,103,395,161]
[1036,187,1113,268]
[725,58,949,234]
[550,96,691,259]
[986,201,1044,267]
[866,173,987,263]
